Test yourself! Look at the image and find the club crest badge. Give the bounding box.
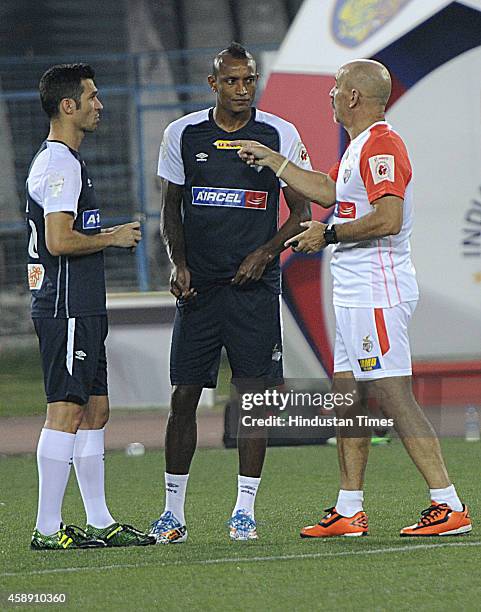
[362,335,374,353]
[332,0,413,47]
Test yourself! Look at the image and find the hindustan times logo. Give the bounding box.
[241,413,394,429]
[240,389,355,412]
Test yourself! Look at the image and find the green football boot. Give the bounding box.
[85,522,156,547]
[31,524,106,550]
[371,435,392,445]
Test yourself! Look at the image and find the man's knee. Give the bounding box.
[362,375,433,436]
[364,375,415,409]
[45,402,85,433]
[94,409,109,429]
[81,396,110,429]
[170,385,203,420]
[331,372,372,437]
[332,372,361,417]
[332,371,357,396]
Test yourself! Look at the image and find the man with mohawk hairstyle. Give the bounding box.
[149,43,311,543]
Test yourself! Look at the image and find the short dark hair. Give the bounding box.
[212,42,255,76]
[39,63,95,119]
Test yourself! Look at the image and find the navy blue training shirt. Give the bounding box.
[158,108,311,293]
[26,140,106,318]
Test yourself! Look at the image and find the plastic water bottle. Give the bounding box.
[464,406,480,442]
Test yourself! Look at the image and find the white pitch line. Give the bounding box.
[2,540,481,578]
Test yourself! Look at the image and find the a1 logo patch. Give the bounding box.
[368,154,395,185]
[82,209,101,230]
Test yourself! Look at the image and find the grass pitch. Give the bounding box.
[0,347,45,417]
[1,440,480,610]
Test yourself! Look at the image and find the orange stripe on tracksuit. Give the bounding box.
[374,308,390,356]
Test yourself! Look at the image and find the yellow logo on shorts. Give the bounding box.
[213,140,241,150]
[358,357,382,372]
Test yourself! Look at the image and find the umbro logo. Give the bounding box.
[350,516,368,528]
[75,350,87,360]
[196,152,209,162]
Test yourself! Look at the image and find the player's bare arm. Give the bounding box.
[285,195,403,253]
[160,178,196,299]
[233,140,336,208]
[45,212,141,256]
[231,186,311,285]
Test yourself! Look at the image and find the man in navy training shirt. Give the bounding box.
[149,43,312,543]
[27,63,154,549]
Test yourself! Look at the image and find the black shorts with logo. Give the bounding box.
[170,283,283,388]
[33,315,108,405]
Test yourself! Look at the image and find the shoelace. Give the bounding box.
[321,507,337,521]
[419,504,448,526]
[151,512,180,533]
[62,524,90,542]
[118,524,149,538]
[228,511,256,532]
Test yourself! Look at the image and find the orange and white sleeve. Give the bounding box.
[359,133,412,203]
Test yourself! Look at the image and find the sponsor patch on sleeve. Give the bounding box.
[295,141,310,165]
[368,155,395,185]
[82,209,101,229]
[358,357,382,372]
[47,173,65,198]
[28,263,45,290]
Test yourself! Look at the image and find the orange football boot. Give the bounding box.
[400,502,472,537]
[300,507,369,538]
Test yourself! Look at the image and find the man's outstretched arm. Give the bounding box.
[233,140,336,208]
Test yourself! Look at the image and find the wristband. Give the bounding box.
[275,157,289,178]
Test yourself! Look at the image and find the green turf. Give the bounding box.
[0,440,480,610]
[0,347,45,417]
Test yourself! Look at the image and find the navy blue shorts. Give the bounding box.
[170,283,283,388]
[33,315,108,405]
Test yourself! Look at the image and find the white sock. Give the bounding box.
[73,428,115,528]
[336,489,364,517]
[430,484,463,511]
[164,472,189,525]
[35,428,76,536]
[233,475,261,518]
